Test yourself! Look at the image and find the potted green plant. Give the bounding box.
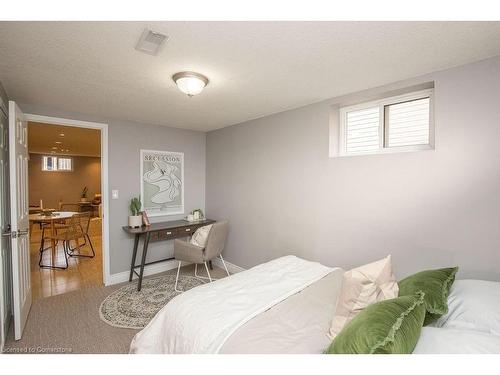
[128,196,143,228]
[80,186,89,203]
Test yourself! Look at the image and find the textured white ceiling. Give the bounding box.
[1,21,500,132]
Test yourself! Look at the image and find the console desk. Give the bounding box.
[122,219,215,291]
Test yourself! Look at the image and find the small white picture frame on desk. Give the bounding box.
[140,149,184,217]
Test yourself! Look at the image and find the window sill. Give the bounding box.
[333,144,434,158]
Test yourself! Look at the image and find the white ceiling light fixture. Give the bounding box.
[172,71,209,97]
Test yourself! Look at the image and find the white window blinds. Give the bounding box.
[58,157,73,171]
[339,89,433,156]
[385,97,430,147]
[345,107,380,155]
[42,156,57,171]
[42,156,73,171]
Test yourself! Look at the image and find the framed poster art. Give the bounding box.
[140,149,184,217]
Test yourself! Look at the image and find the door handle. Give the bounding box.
[2,224,12,237]
[2,224,11,236]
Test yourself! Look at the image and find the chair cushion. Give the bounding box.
[398,267,458,325]
[329,255,399,339]
[174,239,205,263]
[326,292,426,354]
[190,224,213,248]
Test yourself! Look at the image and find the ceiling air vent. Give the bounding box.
[135,29,168,56]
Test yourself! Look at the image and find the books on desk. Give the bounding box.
[141,211,151,226]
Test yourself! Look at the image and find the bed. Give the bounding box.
[129,256,500,354]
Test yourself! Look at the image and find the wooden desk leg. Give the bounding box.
[137,232,151,291]
[129,234,140,282]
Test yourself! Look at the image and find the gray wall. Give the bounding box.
[28,153,101,209]
[17,103,206,275]
[206,55,500,281]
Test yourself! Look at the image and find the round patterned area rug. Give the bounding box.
[99,275,204,329]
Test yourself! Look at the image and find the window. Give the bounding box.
[58,157,73,171]
[42,156,57,171]
[42,156,73,171]
[339,89,433,156]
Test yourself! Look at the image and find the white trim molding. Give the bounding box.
[107,260,179,285]
[24,114,111,286]
[108,258,245,286]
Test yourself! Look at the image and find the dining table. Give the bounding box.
[29,211,78,269]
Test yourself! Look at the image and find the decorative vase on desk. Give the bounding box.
[192,208,204,221]
[128,196,143,228]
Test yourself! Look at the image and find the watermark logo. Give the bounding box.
[2,346,73,353]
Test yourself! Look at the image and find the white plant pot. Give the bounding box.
[128,215,143,228]
[80,197,88,203]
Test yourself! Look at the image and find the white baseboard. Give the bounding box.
[106,260,179,286]
[107,258,245,286]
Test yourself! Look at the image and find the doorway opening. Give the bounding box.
[26,119,107,299]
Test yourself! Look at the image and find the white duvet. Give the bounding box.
[129,255,336,354]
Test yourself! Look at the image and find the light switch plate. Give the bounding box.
[112,190,119,199]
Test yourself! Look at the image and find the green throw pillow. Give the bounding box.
[398,267,458,325]
[326,292,426,354]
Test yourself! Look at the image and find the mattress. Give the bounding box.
[220,270,344,354]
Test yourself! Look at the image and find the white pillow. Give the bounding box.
[432,279,500,336]
[413,326,500,354]
[328,255,399,338]
[189,224,213,248]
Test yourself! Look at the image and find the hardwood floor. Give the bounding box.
[29,217,103,300]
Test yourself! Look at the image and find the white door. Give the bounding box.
[0,103,11,348]
[8,101,31,340]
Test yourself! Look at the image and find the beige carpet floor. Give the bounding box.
[4,264,228,354]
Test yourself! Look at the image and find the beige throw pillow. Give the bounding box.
[329,255,399,339]
[189,224,213,248]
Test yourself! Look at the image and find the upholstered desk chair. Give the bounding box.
[173,220,230,292]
